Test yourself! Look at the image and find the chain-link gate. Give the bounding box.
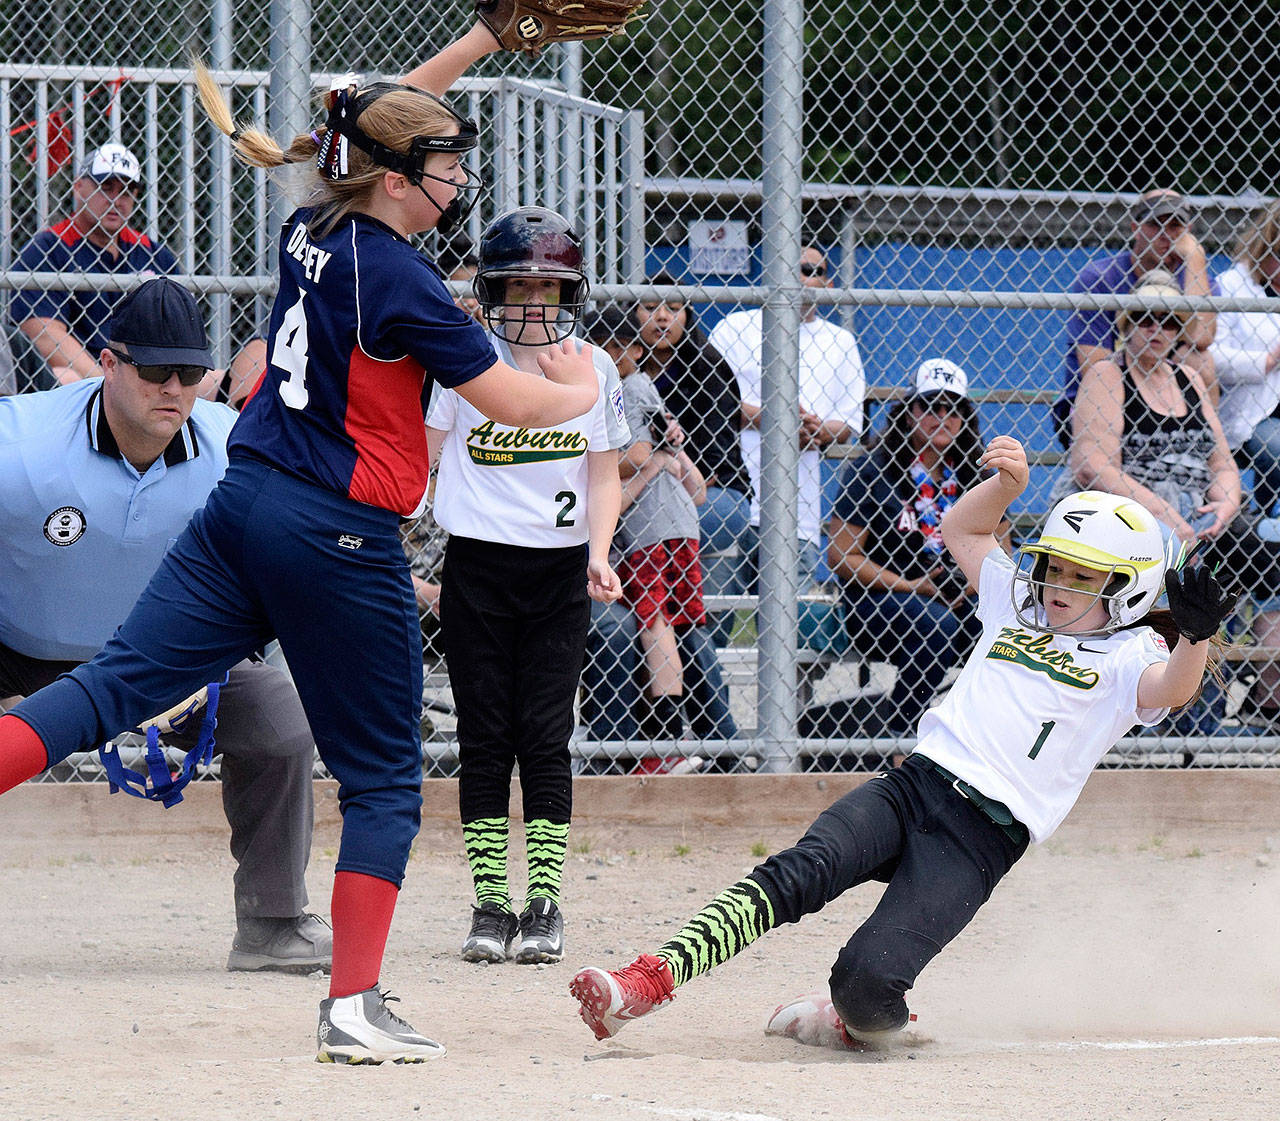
[2,1,1278,782]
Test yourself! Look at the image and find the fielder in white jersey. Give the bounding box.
[569,435,1235,1050]
[427,206,629,971]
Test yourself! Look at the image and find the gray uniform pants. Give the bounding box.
[1,655,314,921]
[172,659,315,919]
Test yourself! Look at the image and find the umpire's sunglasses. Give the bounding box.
[799,261,826,277]
[109,348,207,387]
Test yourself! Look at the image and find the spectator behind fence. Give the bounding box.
[825,359,994,736]
[1066,269,1280,728]
[438,237,484,324]
[9,142,265,400]
[709,244,865,593]
[630,276,754,623]
[1209,201,1280,518]
[1054,189,1217,447]
[617,355,737,742]
[579,305,646,743]
[0,276,326,973]
[0,332,15,396]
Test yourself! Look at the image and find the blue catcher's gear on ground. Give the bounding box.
[97,676,226,808]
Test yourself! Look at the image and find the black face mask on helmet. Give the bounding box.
[317,80,485,236]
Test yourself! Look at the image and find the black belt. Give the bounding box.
[917,756,1027,846]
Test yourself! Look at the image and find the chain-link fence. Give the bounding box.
[3,1,1279,781]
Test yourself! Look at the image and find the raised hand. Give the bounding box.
[1164,563,1237,643]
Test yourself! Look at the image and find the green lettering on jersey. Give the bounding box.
[466,419,588,466]
[985,627,1100,690]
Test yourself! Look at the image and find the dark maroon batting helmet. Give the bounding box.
[474,206,589,344]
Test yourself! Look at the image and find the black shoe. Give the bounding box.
[515,898,564,964]
[461,902,518,963]
[227,913,332,974]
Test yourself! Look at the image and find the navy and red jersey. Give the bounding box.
[9,220,178,353]
[228,208,496,516]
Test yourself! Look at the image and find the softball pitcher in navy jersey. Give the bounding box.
[570,436,1235,1050]
[427,207,628,967]
[0,25,600,1064]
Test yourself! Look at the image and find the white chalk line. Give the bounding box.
[591,1098,785,1121]
[992,1034,1280,1053]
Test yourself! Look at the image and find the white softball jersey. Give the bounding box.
[912,548,1170,843]
[428,337,629,547]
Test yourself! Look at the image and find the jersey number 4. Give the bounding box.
[272,293,311,410]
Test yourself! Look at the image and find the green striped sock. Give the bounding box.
[656,877,776,988]
[462,816,511,910]
[524,818,570,907]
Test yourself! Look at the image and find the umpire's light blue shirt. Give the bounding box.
[0,378,236,660]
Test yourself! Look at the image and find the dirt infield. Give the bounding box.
[2,772,1278,1121]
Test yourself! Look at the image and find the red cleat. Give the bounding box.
[569,953,676,1040]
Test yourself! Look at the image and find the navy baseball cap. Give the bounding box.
[107,278,215,368]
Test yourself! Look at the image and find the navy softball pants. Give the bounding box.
[14,459,424,886]
[748,753,1028,1034]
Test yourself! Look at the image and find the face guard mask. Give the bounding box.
[1009,549,1129,636]
[317,79,485,235]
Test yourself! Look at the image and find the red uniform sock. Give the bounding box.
[0,715,49,796]
[329,870,399,999]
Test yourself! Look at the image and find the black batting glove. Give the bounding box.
[1164,564,1238,643]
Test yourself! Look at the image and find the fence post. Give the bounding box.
[756,0,804,773]
[209,0,233,370]
[622,110,646,284]
[268,0,312,264]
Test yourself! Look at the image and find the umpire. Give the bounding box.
[0,277,329,974]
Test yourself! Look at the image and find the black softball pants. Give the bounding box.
[441,536,589,825]
[749,753,1029,1034]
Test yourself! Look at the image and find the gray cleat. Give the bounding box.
[461,902,519,963]
[316,987,445,1064]
[227,912,332,974]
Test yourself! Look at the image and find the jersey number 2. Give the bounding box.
[1028,719,1055,760]
[272,293,311,410]
[555,490,577,527]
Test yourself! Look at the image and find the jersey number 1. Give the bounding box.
[1028,719,1055,760]
[272,293,311,410]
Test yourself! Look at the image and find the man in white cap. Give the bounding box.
[9,143,266,399]
[10,144,179,388]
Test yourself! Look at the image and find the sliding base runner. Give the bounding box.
[572,452,1232,1051]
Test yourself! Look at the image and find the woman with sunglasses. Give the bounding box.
[1067,268,1280,729]
[1067,269,1239,542]
[825,358,1002,737]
